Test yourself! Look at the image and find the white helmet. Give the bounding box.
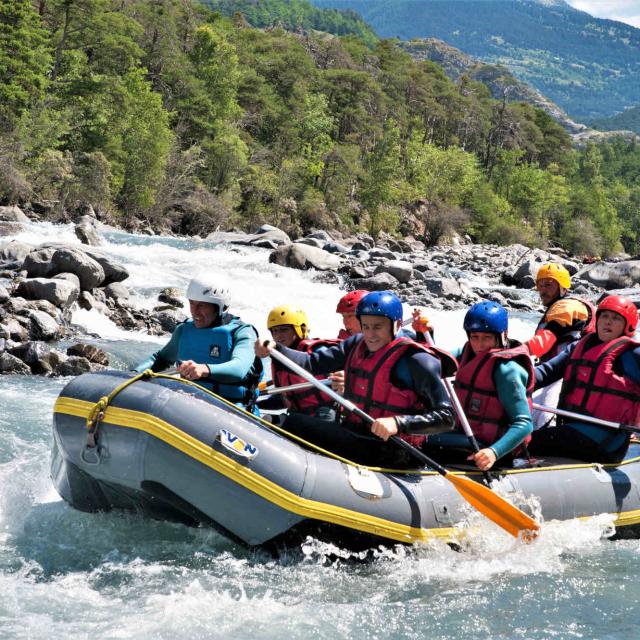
[186,274,231,311]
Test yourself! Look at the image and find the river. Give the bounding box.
[1,223,638,639]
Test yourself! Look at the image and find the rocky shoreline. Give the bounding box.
[2,205,640,377]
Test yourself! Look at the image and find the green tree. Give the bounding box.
[0,0,51,130]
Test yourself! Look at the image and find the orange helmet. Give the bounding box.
[597,295,638,337]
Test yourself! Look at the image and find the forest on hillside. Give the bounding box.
[2,0,640,257]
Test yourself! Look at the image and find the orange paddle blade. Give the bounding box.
[446,472,540,541]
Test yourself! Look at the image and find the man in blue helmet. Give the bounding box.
[255,291,457,468]
[423,301,534,470]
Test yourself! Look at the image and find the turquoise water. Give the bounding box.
[1,224,639,639]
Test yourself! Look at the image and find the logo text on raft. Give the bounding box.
[218,429,259,459]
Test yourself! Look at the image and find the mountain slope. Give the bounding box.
[589,106,640,135]
[202,0,377,45]
[312,0,640,119]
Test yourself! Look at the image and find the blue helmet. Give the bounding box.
[356,291,403,322]
[463,301,508,334]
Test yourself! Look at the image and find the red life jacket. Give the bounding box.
[537,295,596,362]
[454,343,534,451]
[337,328,351,340]
[271,338,340,414]
[343,336,458,448]
[559,335,640,426]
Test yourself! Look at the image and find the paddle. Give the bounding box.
[260,378,331,396]
[422,332,494,487]
[268,345,540,540]
[532,403,640,434]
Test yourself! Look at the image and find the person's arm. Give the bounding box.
[393,352,456,435]
[206,324,257,383]
[620,347,640,385]
[489,361,533,460]
[526,299,590,358]
[274,335,355,375]
[134,326,182,372]
[534,342,575,389]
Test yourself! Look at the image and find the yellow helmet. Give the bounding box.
[267,305,309,340]
[536,262,571,290]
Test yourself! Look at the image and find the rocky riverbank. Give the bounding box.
[2,205,640,376]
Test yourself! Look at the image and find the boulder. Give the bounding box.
[0,285,9,303]
[66,343,110,366]
[53,272,82,290]
[74,216,102,246]
[26,309,61,341]
[269,243,342,271]
[577,261,640,290]
[153,308,188,333]
[368,247,397,260]
[323,242,350,254]
[0,205,29,223]
[0,241,32,270]
[596,288,640,308]
[9,341,62,375]
[55,356,92,377]
[0,352,31,375]
[158,287,184,307]
[419,276,465,299]
[103,282,130,302]
[306,230,333,243]
[23,248,57,277]
[49,247,104,290]
[296,237,325,249]
[16,277,79,308]
[4,318,29,342]
[82,248,129,285]
[351,272,399,291]
[77,290,109,314]
[374,260,413,284]
[0,222,25,236]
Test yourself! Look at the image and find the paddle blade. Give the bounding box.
[446,472,540,541]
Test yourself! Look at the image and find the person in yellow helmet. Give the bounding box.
[526,262,596,429]
[262,304,339,418]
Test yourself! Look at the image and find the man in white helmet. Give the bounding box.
[135,274,263,413]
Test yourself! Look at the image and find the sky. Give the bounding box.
[565,1,640,28]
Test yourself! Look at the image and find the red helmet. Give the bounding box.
[597,295,638,337]
[336,290,368,314]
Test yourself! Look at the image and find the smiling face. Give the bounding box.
[597,310,626,341]
[189,300,219,328]
[269,324,298,348]
[468,331,500,354]
[341,312,361,336]
[359,315,394,352]
[536,278,563,307]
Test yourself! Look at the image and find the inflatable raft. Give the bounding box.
[51,371,640,547]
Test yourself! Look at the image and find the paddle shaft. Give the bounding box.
[268,347,459,475]
[532,403,640,434]
[260,378,331,396]
[267,345,539,538]
[423,333,493,486]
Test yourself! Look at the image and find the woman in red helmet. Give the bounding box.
[529,295,640,463]
[336,290,369,339]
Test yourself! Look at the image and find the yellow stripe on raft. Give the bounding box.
[53,397,640,539]
[55,397,449,544]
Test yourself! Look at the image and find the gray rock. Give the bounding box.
[0,352,31,375]
[81,248,129,285]
[9,341,58,375]
[420,276,465,298]
[596,288,640,308]
[269,243,342,271]
[0,205,29,223]
[306,230,334,243]
[4,318,28,342]
[55,355,92,377]
[104,282,130,301]
[153,308,188,333]
[374,260,413,283]
[66,343,109,366]
[368,247,397,260]
[296,237,325,248]
[158,287,184,307]
[74,216,102,246]
[53,272,82,290]
[49,247,104,290]
[0,241,32,270]
[577,261,640,290]
[16,277,79,308]
[23,248,57,277]
[77,290,108,314]
[27,309,61,341]
[0,285,8,303]
[351,272,399,291]
[323,242,350,254]
[0,222,25,236]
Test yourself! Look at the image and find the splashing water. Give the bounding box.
[2,222,640,639]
